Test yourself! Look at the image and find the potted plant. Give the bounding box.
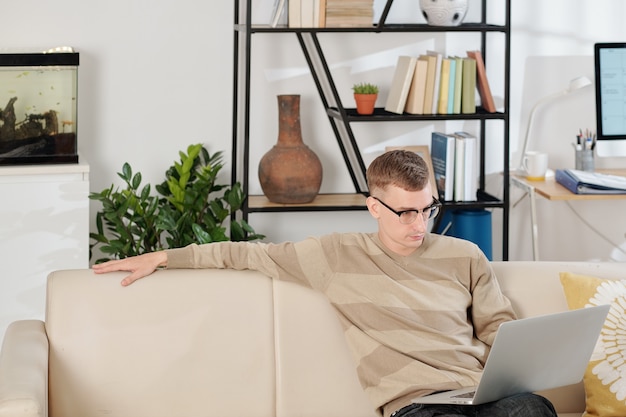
[89,144,264,263]
[352,82,379,115]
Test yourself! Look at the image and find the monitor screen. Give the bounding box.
[594,43,626,157]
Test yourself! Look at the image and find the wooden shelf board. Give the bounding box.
[248,193,367,211]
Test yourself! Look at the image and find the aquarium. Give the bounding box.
[0,48,79,165]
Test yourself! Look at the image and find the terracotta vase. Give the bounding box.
[258,95,323,204]
[354,93,377,115]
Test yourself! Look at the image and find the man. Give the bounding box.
[93,150,556,417]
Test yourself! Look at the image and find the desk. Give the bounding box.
[511,169,626,260]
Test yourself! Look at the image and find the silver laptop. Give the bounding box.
[413,304,610,405]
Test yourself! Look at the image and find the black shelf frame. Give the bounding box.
[232,0,511,259]
[238,23,506,34]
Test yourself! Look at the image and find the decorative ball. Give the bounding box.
[419,0,468,27]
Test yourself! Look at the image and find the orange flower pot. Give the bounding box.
[354,93,377,115]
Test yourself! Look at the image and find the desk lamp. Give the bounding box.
[516,76,592,174]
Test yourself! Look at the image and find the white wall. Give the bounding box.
[509,0,626,261]
[1,0,625,263]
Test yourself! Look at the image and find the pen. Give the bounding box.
[591,133,596,150]
[577,128,596,150]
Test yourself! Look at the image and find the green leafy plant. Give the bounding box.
[89,144,264,263]
[352,82,379,94]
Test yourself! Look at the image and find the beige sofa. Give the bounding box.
[0,262,624,417]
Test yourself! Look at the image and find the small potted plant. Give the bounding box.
[352,82,379,115]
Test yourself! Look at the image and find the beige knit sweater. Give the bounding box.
[166,232,516,417]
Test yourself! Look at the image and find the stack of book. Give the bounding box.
[274,0,373,28]
[384,50,496,115]
[430,131,478,202]
[325,0,373,27]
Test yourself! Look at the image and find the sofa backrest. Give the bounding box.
[46,262,626,417]
[45,269,377,417]
[492,261,626,414]
[492,261,626,317]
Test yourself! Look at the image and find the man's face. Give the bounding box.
[366,183,435,257]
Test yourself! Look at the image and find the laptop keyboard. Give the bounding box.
[452,391,476,399]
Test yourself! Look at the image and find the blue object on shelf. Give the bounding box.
[448,209,493,260]
[433,209,453,234]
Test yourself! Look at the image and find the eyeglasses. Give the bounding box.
[372,196,442,224]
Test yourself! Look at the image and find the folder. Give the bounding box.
[555,169,626,194]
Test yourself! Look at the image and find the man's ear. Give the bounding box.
[365,196,381,219]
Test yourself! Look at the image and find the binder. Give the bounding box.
[555,169,626,194]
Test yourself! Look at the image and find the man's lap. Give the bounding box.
[392,393,557,417]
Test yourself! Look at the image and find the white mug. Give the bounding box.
[523,151,549,181]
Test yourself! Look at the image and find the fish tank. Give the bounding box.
[0,47,79,165]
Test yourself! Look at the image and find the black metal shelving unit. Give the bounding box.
[232,0,511,259]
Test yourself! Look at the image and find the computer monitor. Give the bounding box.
[594,42,626,157]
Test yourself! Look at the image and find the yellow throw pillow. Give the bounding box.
[559,272,626,417]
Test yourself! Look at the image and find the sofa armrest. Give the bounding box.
[0,320,49,417]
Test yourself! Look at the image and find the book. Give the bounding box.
[461,57,476,114]
[555,169,626,194]
[467,50,496,113]
[453,133,466,201]
[288,0,301,27]
[301,0,315,27]
[452,56,463,114]
[427,50,443,114]
[318,0,327,27]
[385,55,417,114]
[446,57,456,114]
[454,131,478,201]
[404,58,428,114]
[270,0,288,27]
[419,54,437,115]
[437,58,451,114]
[431,132,456,201]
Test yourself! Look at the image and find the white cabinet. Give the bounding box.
[0,161,89,345]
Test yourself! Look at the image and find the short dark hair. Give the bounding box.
[366,150,430,194]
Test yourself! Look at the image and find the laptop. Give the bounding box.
[413,304,610,405]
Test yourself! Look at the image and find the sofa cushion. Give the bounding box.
[560,272,626,417]
[45,269,278,417]
[43,269,378,417]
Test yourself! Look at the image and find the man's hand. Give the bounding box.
[92,251,168,286]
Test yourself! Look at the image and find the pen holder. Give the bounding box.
[575,148,594,172]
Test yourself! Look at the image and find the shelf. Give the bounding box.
[237,23,507,34]
[327,107,506,122]
[233,0,511,258]
[248,193,368,212]
[248,191,503,213]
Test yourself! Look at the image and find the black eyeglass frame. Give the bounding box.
[371,196,442,224]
